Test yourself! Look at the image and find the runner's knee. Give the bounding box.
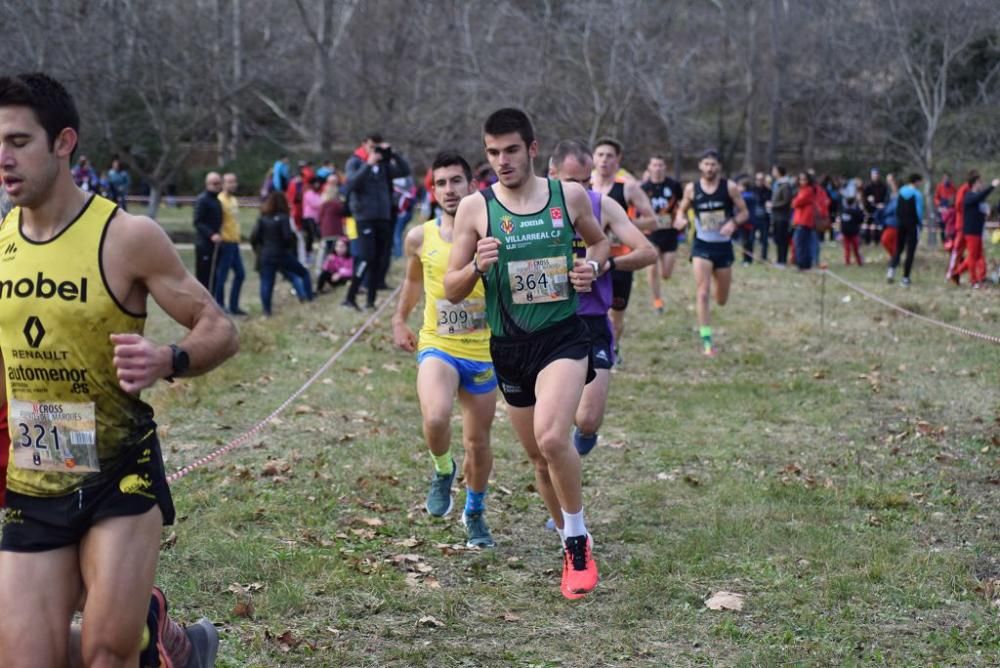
[576,412,602,435]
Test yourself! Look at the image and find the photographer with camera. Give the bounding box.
[342,132,411,310]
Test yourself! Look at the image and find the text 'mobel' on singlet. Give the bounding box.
[0,195,155,497]
[482,179,578,337]
[694,178,735,243]
[418,219,491,361]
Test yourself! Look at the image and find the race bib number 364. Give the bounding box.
[507,256,570,304]
[10,398,99,473]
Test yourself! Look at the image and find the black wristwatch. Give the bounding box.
[165,343,190,383]
[607,256,617,273]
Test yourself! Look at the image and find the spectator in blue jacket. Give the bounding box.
[887,173,924,286]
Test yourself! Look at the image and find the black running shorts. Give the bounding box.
[490,316,596,408]
[1,435,176,553]
[649,229,679,253]
[690,238,734,270]
[610,269,633,311]
[581,315,615,370]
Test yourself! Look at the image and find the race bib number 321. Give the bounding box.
[507,256,570,304]
[9,398,99,473]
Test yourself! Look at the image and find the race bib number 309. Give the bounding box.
[9,398,99,473]
[436,298,486,335]
[507,256,570,304]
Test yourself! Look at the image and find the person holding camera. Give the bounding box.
[342,132,411,310]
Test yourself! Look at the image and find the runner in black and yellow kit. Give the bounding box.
[0,73,236,667]
[445,109,609,600]
[393,151,497,548]
[673,149,749,356]
[591,139,655,365]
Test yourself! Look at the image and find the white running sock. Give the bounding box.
[562,508,587,538]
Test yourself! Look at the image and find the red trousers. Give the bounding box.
[948,230,966,279]
[0,403,8,508]
[842,234,863,265]
[881,227,898,258]
[955,235,986,284]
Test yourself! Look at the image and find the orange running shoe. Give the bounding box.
[653,297,664,313]
[561,535,599,599]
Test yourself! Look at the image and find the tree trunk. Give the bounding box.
[742,1,758,175]
[212,0,226,166]
[765,0,784,168]
[146,185,162,219]
[229,0,242,161]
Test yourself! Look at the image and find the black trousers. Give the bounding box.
[346,219,392,306]
[772,216,790,264]
[195,241,217,290]
[890,219,919,279]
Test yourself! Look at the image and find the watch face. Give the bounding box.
[172,345,191,375]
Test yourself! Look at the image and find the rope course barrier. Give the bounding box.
[165,285,402,485]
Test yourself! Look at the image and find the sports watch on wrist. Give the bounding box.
[165,343,190,383]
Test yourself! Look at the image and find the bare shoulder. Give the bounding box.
[600,194,627,218]
[728,180,743,199]
[562,180,590,212]
[404,223,425,257]
[106,209,172,250]
[683,182,695,198]
[455,190,487,234]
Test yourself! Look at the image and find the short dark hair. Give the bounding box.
[550,139,591,170]
[648,154,667,163]
[366,132,383,143]
[260,191,289,216]
[483,108,535,147]
[908,173,923,184]
[700,148,721,162]
[967,169,980,186]
[773,164,787,176]
[431,150,473,183]
[594,137,623,156]
[0,72,80,154]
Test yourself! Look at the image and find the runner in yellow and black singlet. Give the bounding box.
[0,72,235,668]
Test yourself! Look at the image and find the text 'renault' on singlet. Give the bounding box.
[419,218,491,361]
[482,179,578,337]
[693,178,735,243]
[0,195,155,497]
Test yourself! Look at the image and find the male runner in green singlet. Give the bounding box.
[445,109,609,600]
[0,73,236,668]
[392,151,497,548]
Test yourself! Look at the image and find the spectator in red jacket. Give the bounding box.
[947,172,974,283]
[792,172,821,270]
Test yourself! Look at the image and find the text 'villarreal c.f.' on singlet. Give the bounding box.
[0,195,155,497]
[418,218,491,361]
[482,179,579,337]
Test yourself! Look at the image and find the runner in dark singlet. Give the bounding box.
[673,149,749,356]
[641,155,683,313]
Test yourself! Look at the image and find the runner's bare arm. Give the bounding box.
[625,179,657,232]
[444,194,491,303]
[601,196,656,272]
[109,212,238,393]
[674,183,694,230]
[392,226,425,352]
[721,180,750,238]
[565,181,609,291]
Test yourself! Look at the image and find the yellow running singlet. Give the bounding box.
[0,195,155,497]
[417,219,490,361]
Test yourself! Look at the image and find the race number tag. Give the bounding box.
[656,214,673,230]
[699,209,727,232]
[507,256,570,304]
[436,298,486,335]
[9,398,99,474]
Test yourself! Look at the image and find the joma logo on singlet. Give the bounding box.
[3,243,15,256]
[0,273,88,302]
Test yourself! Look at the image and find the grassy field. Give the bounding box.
[151,205,259,243]
[137,239,999,667]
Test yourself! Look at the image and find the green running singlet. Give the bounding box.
[482,179,578,337]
